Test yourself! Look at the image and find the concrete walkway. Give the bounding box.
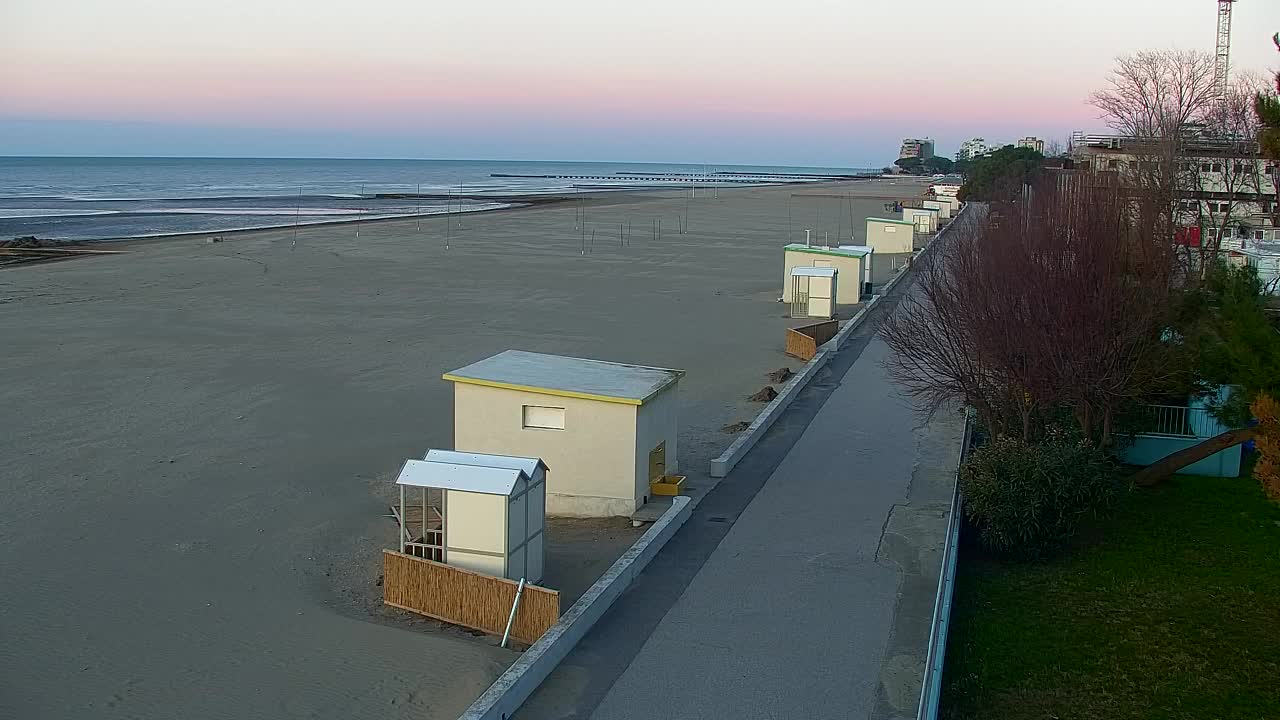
[518,282,965,720]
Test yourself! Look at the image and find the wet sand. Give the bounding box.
[0,178,929,720]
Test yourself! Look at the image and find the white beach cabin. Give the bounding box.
[394,450,547,583]
[788,266,838,319]
[781,243,868,305]
[445,350,683,518]
[865,218,916,254]
[904,207,939,233]
[922,199,952,220]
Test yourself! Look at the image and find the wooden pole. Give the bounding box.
[293,185,301,249]
[356,184,363,238]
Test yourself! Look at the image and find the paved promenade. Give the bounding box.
[520,280,966,719]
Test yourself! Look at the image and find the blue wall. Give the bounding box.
[1124,436,1242,478]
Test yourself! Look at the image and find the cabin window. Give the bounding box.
[522,405,565,430]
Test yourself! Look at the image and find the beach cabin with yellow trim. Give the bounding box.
[781,243,869,305]
[444,350,683,518]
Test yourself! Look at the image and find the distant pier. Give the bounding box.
[488,171,876,183]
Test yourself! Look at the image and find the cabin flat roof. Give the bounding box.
[423,449,547,477]
[443,350,683,406]
[783,243,870,258]
[866,217,915,226]
[395,458,525,495]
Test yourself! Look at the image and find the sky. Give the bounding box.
[2,0,1278,166]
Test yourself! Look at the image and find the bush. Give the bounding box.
[961,436,1122,560]
[1253,393,1280,501]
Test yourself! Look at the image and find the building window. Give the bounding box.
[1200,162,1212,172]
[1180,162,1195,172]
[884,226,897,233]
[1256,230,1266,240]
[522,405,566,430]
[1211,163,1223,173]
[1108,159,1122,169]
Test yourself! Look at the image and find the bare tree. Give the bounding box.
[1189,72,1272,268]
[1089,49,1218,141]
[881,173,1182,446]
[1087,52,1276,280]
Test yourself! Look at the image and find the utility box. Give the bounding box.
[789,266,838,318]
[394,450,548,583]
[781,243,867,305]
[865,218,916,254]
[445,350,683,518]
[904,207,939,233]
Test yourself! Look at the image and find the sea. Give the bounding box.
[0,157,878,242]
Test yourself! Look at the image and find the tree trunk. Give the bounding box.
[1132,427,1257,487]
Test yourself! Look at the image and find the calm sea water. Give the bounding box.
[0,157,876,241]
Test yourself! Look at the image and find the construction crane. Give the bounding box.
[1214,0,1235,100]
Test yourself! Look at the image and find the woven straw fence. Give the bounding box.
[785,320,839,360]
[382,550,560,645]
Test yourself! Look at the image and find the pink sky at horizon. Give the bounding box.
[2,0,1277,165]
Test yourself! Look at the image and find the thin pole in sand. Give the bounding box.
[847,192,855,242]
[292,185,301,249]
[590,228,595,254]
[445,190,451,250]
[356,184,364,238]
[788,194,794,243]
[836,196,843,245]
[457,179,464,229]
[619,222,623,247]
[416,183,422,232]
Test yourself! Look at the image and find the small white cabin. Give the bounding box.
[394,450,548,583]
[788,266,838,319]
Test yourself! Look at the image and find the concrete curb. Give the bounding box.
[708,203,973,480]
[459,495,693,720]
[915,412,973,720]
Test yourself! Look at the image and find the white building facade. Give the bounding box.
[956,138,992,162]
[899,138,935,160]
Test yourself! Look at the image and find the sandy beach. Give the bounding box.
[0,178,929,720]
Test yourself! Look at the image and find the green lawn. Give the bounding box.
[942,472,1280,720]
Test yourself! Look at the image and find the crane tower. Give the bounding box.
[1214,0,1235,99]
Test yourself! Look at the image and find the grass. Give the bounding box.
[942,471,1280,720]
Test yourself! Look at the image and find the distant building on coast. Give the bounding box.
[899,138,935,160]
[1070,130,1278,278]
[1017,136,1046,153]
[957,138,993,162]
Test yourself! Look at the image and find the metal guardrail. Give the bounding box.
[916,410,973,720]
[1135,404,1217,438]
